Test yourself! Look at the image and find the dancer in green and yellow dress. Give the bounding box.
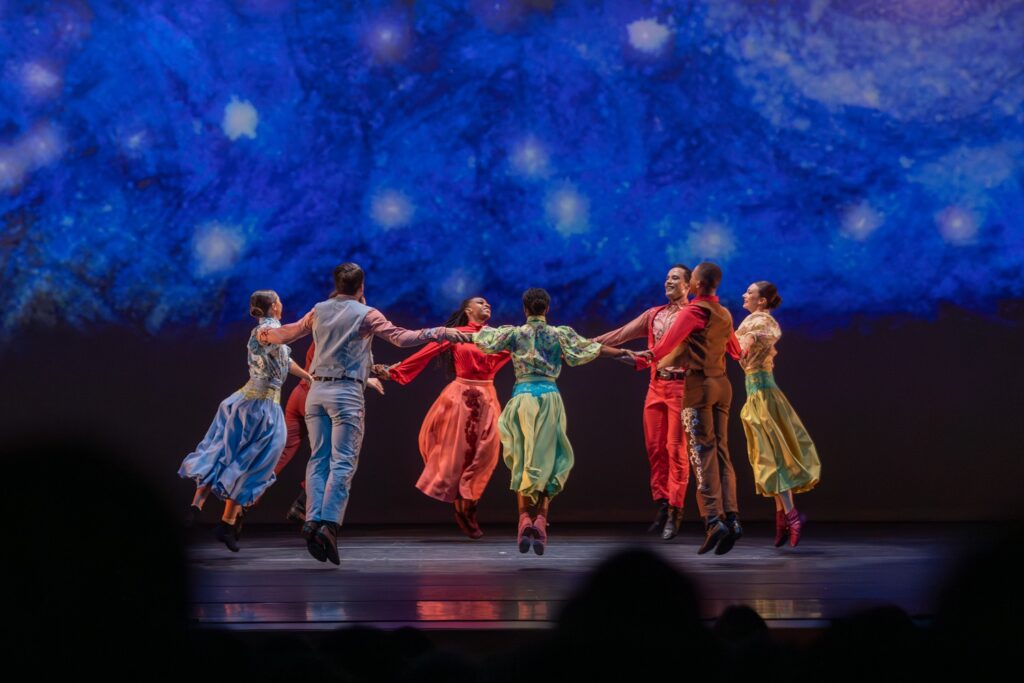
[737,281,821,547]
[474,288,631,555]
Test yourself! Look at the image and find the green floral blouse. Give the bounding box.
[474,316,601,381]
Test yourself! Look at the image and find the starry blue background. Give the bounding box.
[2,0,1023,333]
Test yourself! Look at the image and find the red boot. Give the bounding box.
[517,513,534,553]
[773,510,788,548]
[532,515,548,556]
[785,508,806,548]
[453,499,476,539]
[463,499,484,540]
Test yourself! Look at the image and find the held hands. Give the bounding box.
[370,363,392,381]
[366,377,385,395]
[444,328,474,344]
[613,348,639,365]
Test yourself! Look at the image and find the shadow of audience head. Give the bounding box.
[1,434,188,675]
[552,548,714,678]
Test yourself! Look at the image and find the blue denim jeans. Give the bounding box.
[304,380,365,524]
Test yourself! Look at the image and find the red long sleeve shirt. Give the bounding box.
[389,322,511,384]
[637,296,741,371]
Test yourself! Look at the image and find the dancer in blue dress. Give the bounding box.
[179,290,313,551]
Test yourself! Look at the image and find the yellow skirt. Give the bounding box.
[740,371,821,497]
[498,380,574,502]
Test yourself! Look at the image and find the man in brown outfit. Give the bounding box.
[640,262,742,555]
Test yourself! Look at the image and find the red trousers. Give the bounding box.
[643,379,688,508]
[274,381,309,484]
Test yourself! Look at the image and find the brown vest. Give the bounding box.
[657,300,733,377]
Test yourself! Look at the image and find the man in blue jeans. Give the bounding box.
[260,263,471,564]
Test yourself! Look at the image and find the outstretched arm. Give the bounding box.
[258,309,315,345]
[364,309,470,347]
[592,309,652,347]
[385,341,451,385]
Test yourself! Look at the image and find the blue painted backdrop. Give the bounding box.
[2,0,1023,332]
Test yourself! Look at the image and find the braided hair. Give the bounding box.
[436,297,476,380]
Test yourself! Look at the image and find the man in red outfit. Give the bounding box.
[274,341,317,523]
[640,262,743,555]
[592,264,692,539]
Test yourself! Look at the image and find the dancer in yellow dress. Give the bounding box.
[736,281,821,547]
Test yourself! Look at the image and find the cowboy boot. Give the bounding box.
[214,521,240,553]
[715,513,743,555]
[532,514,548,556]
[773,510,788,547]
[661,506,683,540]
[517,512,534,554]
[698,516,729,555]
[453,499,475,538]
[786,508,806,548]
[462,499,484,539]
[648,498,669,534]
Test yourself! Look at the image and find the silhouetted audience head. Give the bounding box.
[553,549,715,679]
[1,435,188,677]
[931,522,1024,677]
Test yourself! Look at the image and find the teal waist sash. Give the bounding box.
[512,377,559,398]
[744,370,778,394]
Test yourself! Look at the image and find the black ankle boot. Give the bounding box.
[647,499,669,534]
[232,509,245,540]
[698,516,729,555]
[303,520,326,562]
[214,521,240,552]
[316,521,340,566]
[661,506,684,540]
[715,513,743,555]
[286,490,307,524]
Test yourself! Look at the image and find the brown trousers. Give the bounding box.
[681,372,737,520]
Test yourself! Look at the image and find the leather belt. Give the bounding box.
[656,369,687,381]
[312,375,363,385]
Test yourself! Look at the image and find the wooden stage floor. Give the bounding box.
[188,523,978,632]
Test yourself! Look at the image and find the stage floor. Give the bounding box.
[188,523,976,632]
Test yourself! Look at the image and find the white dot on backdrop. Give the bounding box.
[627,18,672,54]
[840,201,885,241]
[193,222,246,275]
[509,136,550,179]
[936,206,979,245]
[222,96,259,141]
[687,221,736,260]
[20,62,62,97]
[545,184,590,236]
[370,189,415,229]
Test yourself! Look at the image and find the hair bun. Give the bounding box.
[250,306,264,318]
[769,294,782,309]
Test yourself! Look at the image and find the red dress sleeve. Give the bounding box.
[388,341,452,385]
[487,351,512,373]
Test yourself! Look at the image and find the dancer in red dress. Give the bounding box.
[380,297,510,538]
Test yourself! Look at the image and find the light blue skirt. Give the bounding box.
[178,380,287,506]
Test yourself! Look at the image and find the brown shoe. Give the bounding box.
[463,500,484,539]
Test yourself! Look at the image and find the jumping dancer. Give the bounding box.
[256,263,472,565]
[474,288,632,555]
[380,296,510,539]
[179,290,313,552]
[593,264,693,539]
[641,263,742,555]
[737,281,820,547]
